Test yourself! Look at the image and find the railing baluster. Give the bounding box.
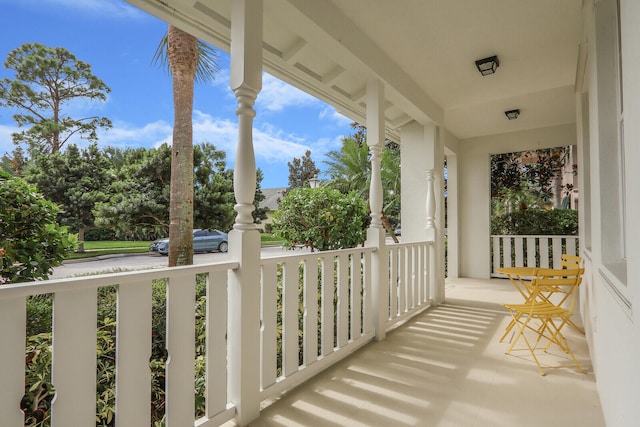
[515,237,524,266]
[425,243,431,302]
[566,236,577,256]
[411,245,418,308]
[337,253,349,348]
[503,237,512,268]
[260,263,277,388]
[206,271,228,416]
[417,244,424,303]
[492,236,501,271]
[52,288,97,426]
[165,272,196,426]
[399,247,407,314]
[303,257,318,365]
[552,237,563,268]
[282,260,298,376]
[527,237,537,267]
[350,253,362,340]
[116,280,152,427]
[0,297,26,427]
[389,247,398,319]
[540,238,550,268]
[362,251,373,333]
[321,255,335,356]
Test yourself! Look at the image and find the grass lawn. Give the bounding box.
[67,234,286,260]
[68,241,152,259]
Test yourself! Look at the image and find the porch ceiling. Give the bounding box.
[126,0,582,141]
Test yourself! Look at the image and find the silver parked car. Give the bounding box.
[150,229,228,255]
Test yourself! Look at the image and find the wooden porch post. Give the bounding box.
[227,0,262,424]
[365,79,389,341]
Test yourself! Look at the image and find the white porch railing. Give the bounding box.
[490,235,579,277]
[0,241,433,427]
[387,242,433,328]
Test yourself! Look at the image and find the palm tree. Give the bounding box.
[324,134,401,241]
[153,25,219,266]
[324,137,370,197]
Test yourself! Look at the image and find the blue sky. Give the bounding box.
[0,0,353,188]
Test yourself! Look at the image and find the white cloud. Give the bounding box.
[190,110,311,163]
[0,124,18,155]
[319,106,352,127]
[256,74,320,112]
[100,119,173,148]
[96,111,316,166]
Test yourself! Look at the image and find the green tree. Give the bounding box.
[0,43,112,155]
[0,146,27,176]
[272,187,369,251]
[491,147,569,210]
[287,149,320,189]
[0,173,76,283]
[153,26,220,267]
[26,143,113,252]
[325,129,401,235]
[253,169,268,224]
[324,137,370,197]
[95,143,251,239]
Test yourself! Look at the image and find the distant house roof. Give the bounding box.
[259,188,287,211]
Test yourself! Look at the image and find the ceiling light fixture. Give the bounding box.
[505,109,520,120]
[475,55,500,76]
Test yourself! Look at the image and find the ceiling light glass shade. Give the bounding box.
[505,109,520,120]
[475,55,500,76]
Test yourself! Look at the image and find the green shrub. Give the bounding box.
[491,208,578,235]
[83,228,117,241]
[1,176,77,283]
[22,276,209,426]
[272,188,369,251]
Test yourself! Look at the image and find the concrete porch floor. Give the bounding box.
[241,278,605,427]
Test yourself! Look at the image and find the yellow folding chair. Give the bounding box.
[560,253,582,269]
[502,268,584,375]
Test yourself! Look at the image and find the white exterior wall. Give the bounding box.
[458,124,577,278]
[578,0,640,425]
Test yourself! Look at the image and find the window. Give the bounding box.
[595,0,626,284]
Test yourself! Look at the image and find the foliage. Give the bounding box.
[95,143,243,240]
[491,187,547,217]
[491,208,578,235]
[0,146,27,176]
[22,278,210,426]
[84,228,117,241]
[272,187,369,251]
[23,333,54,426]
[25,143,113,250]
[491,147,569,205]
[152,29,220,86]
[0,43,112,155]
[94,145,172,240]
[324,137,370,197]
[0,176,76,283]
[324,128,401,228]
[287,150,320,189]
[252,169,268,224]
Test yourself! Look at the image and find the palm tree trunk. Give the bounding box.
[167,25,197,267]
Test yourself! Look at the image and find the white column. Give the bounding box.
[445,153,459,278]
[425,169,436,241]
[400,121,445,304]
[365,79,389,340]
[227,0,262,425]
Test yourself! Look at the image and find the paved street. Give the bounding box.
[50,246,296,279]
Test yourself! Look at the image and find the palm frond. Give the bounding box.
[152,31,220,85]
